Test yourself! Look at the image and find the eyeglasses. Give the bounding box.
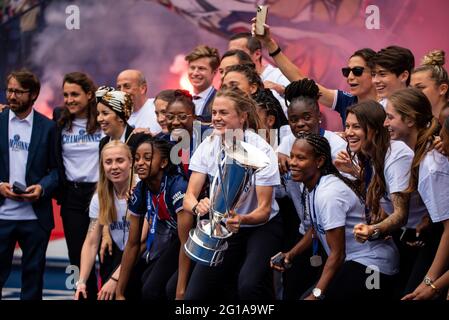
[341,67,365,77]
[165,113,193,121]
[6,88,30,97]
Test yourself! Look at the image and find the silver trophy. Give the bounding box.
[184,139,270,266]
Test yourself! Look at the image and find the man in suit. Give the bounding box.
[0,70,58,300]
[185,45,220,123]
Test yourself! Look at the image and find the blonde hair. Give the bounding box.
[413,50,449,100]
[215,86,262,131]
[185,45,220,70]
[97,141,133,225]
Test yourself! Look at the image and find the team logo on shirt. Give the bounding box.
[130,193,138,206]
[9,134,29,152]
[110,216,130,231]
[62,129,102,145]
[172,191,185,205]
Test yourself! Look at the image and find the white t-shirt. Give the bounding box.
[406,192,428,229]
[308,175,399,276]
[418,149,449,223]
[276,129,347,161]
[379,140,414,215]
[189,130,280,225]
[261,64,290,116]
[127,98,162,134]
[277,129,347,233]
[62,118,102,183]
[0,110,36,220]
[89,193,129,251]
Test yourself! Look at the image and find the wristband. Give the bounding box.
[191,203,199,215]
[269,46,281,57]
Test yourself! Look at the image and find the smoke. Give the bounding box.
[31,0,226,115]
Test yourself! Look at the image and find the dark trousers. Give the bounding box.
[0,219,50,300]
[60,181,97,299]
[282,233,324,300]
[184,213,283,300]
[403,223,444,296]
[325,260,397,300]
[141,237,180,300]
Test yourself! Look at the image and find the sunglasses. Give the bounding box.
[341,66,365,77]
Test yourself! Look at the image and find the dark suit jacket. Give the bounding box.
[196,87,216,123]
[0,109,59,232]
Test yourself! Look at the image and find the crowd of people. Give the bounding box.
[0,19,449,301]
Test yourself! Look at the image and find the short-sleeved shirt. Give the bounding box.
[276,128,347,161]
[61,118,102,182]
[189,130,280,225]
[308,175,399,276]
[127,98,162,135]
[89,193,129,251]
[128,174,188,228]
[331,90,358,126]
[418,149,449,223]
[379,140,414,215]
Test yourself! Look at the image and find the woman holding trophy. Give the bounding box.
[182,86,283,300]
[184,86,282,300]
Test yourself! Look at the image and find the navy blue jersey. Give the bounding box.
[334,90,358,126]
[128,174,187,227]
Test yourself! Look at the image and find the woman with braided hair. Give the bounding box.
[281,133,398,300]
[276,78,347,174]
[115,136,189,300]
[271,78,346,299]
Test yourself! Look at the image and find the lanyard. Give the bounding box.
[319,127,325,137]
[305,177,321,255]
[145,175,168,251]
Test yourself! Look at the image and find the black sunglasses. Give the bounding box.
[341,66,365,77]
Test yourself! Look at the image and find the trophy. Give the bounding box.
[184,139,270,266]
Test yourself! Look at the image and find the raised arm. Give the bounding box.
[251,21,337,107]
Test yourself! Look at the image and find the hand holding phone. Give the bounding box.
[255,5,268,36]
[400,228,420,244]
[271,252,291,270]
[12,181,28,194]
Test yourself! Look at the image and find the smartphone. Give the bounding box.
[255,5,268,36]
[271,251,291,269]
[12,181,28,194]
[400,228,419,243]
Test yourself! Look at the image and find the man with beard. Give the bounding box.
[0,70,58,300]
